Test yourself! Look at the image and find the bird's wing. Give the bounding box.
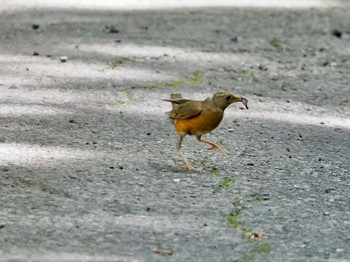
[168,101,202,119]
[163,98,191,104]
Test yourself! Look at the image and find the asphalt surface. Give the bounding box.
[0,1,350,261]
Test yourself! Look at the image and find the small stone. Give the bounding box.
[69,119,76,123]
[228,128,234,132]
[247,163,254,166]
[319,122,325,125]
[323,211,330,216]
[146,207,151,212]
[109,166,115,169]
[230,36,238,42]
[119,166,123,170]
[332,29,342,38]
[33,51,39,56]
[258,65,268,71]
[115,39,122,43]
[203,223,208,227]
[147,132,151,136]
[106,25,119,34]
[60,56,68,62]
[32,23,39,30]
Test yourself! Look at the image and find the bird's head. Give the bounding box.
[212,91,249,110]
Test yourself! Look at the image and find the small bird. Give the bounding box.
[164,91,248,170]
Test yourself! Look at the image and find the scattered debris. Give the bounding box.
[244,231,268,240]
[270,36,283,51]
[152,247,174,255]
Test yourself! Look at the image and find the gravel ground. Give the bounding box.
[0,1,350,261]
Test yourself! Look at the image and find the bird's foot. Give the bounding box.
[185,163,201,171]
[208,145,227,154]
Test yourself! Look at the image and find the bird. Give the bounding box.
[164,91,248,170]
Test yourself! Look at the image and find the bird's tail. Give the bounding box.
[169,94,182,110]
[164,94,183,126]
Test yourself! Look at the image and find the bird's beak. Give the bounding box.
[239,97,249,109]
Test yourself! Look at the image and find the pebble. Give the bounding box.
[332,29,342,38]
[228,128,234,132]
[258,65,268,71]
[106,25,119,34]
[60,56,68,62]
[32,23,39,30]
[33,51,39,56]
[230,36,238,42]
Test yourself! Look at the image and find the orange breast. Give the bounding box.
[175,111,223,135]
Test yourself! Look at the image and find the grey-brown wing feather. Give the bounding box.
[168,101,202,120]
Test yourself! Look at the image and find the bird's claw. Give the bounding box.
[208,145,227,154]
[185,164,201,171]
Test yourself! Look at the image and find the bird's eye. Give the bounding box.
[226,95,231,100]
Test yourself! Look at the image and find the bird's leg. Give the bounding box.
[177,134,195,170]
[196,135,226,154]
